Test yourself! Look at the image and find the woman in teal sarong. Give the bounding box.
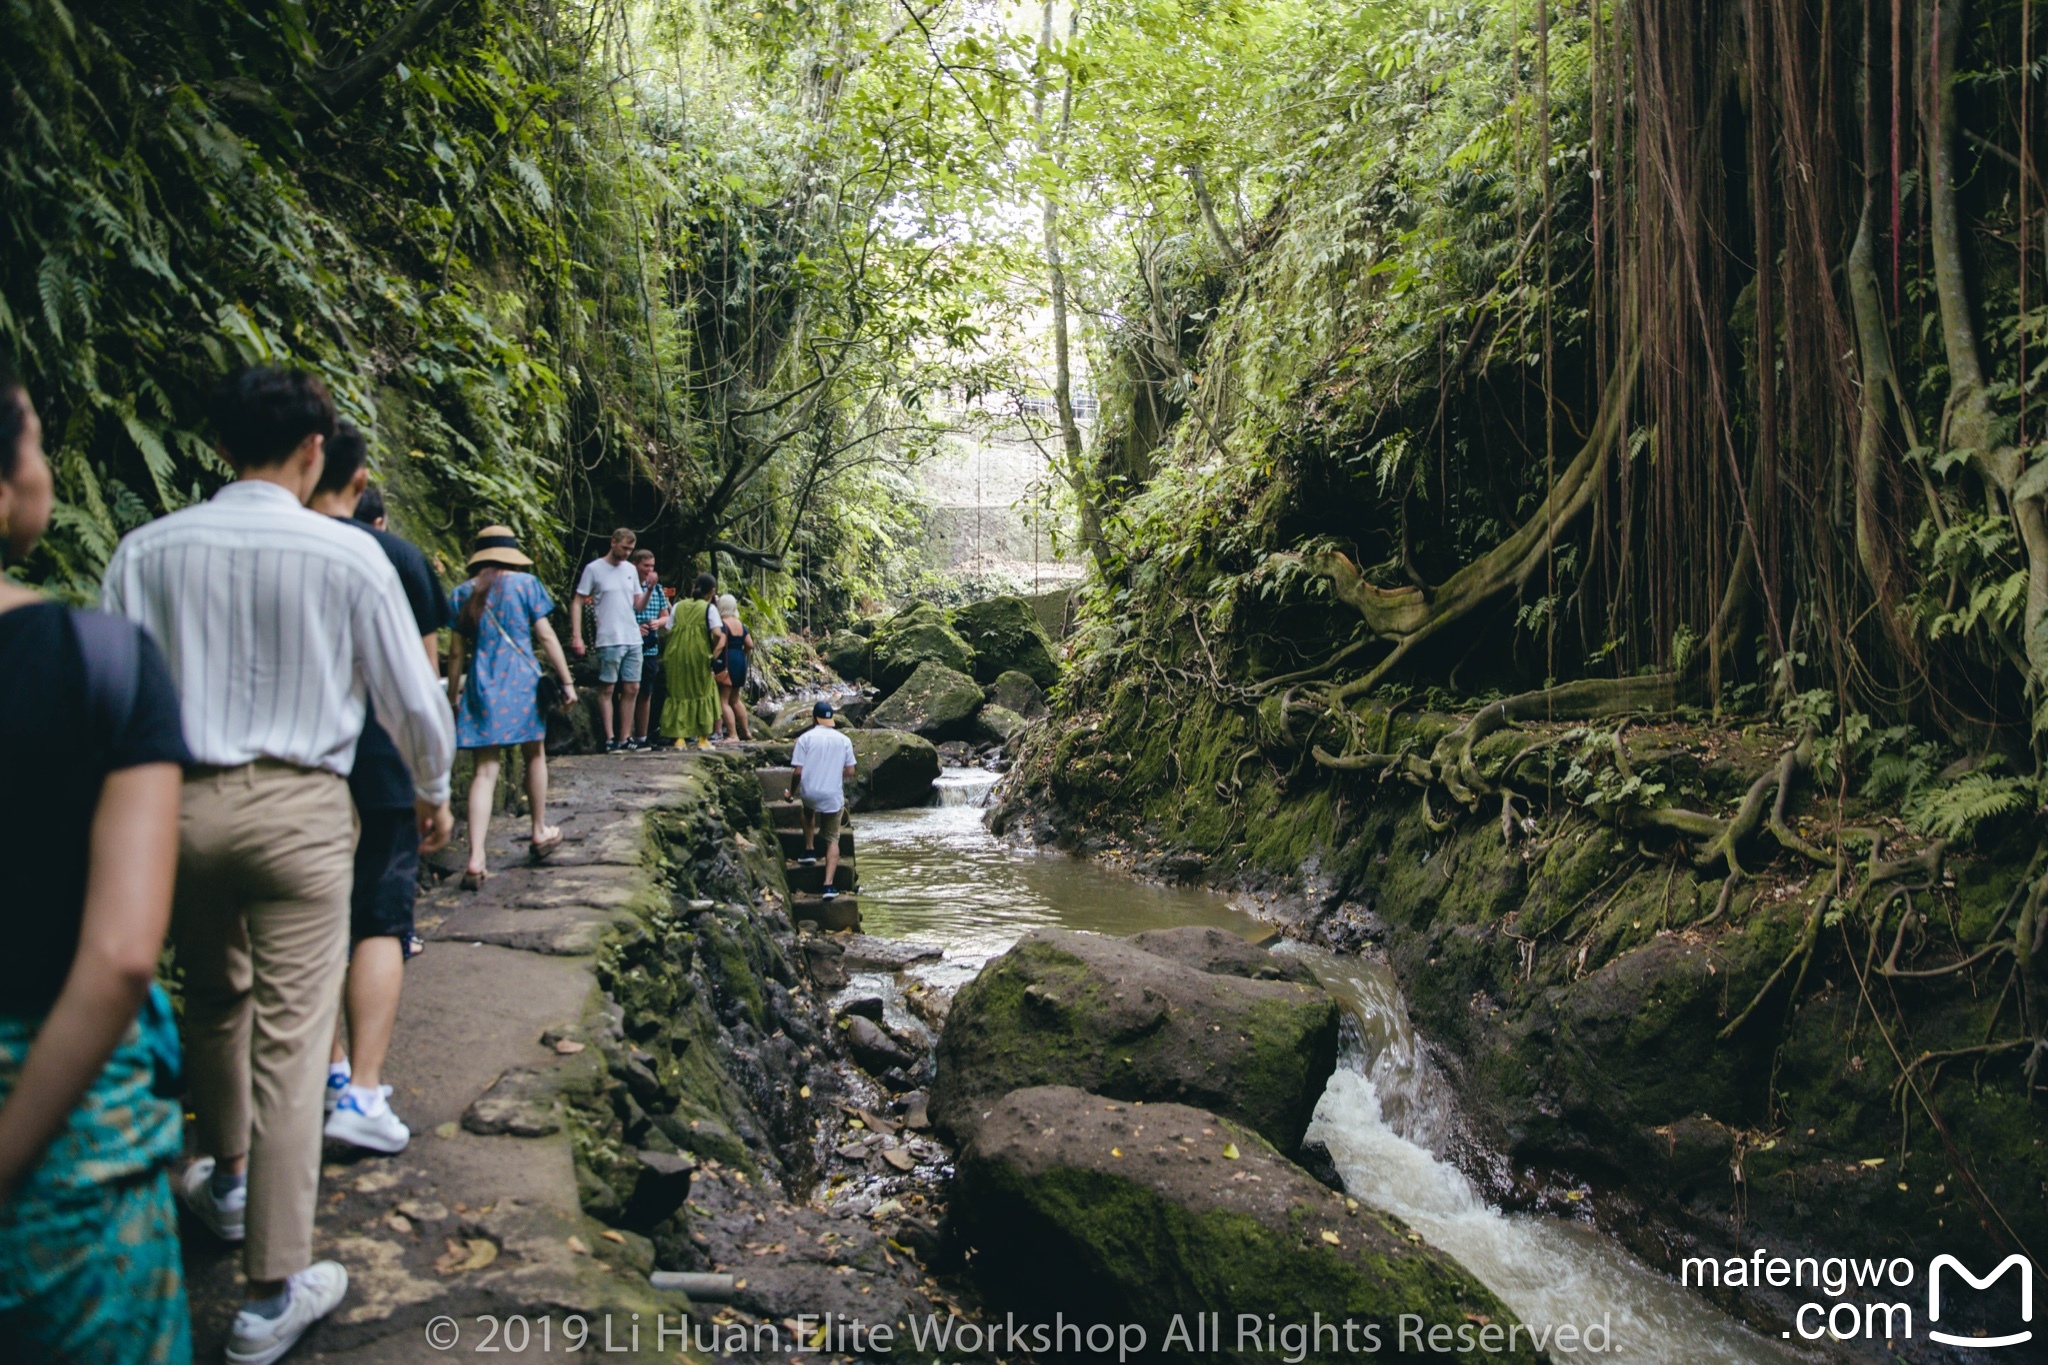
[661,572,721,750]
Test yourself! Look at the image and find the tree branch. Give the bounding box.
[305,0,471,123]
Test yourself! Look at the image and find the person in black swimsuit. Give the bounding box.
[714,593,753,743]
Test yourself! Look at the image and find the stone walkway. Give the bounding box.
[181,749,721,1363]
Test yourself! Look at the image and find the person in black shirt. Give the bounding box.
[305,426,449,1157]
[0,370,193,1361]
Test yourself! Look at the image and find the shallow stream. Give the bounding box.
[851,770,1807,1363]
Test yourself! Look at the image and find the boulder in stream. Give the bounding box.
[869,602,974,696]
[1125,925,1320,984]
[846,729,941,809]
[865,659,984,740]
[952,1087,1533,1364]
[984,668,1048,717]
[930,928,1340,1153]
[952,595,1059,686]
[821,629,871,681]
[970,703,1030,745]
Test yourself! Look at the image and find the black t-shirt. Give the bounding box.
[0,603,191,1016]
[334,518,451,810]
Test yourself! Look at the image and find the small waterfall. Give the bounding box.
[1285,945,1803,1365]
[931,765,999,807]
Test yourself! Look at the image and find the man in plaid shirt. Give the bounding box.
[628,549,671,749]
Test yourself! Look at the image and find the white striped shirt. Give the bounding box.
[102,480,456,803]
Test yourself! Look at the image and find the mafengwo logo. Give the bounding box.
[1927,1254,2033,1349]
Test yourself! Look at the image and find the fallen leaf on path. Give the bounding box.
[1859,1157,1886,1167]
[436,1238,499,1274]
[553,1040,586,1054]
[566,1235,590,1254]
[1320,1230,1341,1245]
[434,1122,459,1139]
[1222,1143,1240,1160]
[386,1212,413,1233]
[1110,1147,1123,1158]
[600,1230,626,1244]
[880,1147,916,1171]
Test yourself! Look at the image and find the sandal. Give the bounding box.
[460,867,489,892]
[529,827,563,863]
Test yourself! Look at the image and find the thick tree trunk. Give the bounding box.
[1925,0,2048,675]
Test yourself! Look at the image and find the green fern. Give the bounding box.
[1905,772,2036,841]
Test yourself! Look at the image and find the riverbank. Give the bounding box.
[995,698,2047,1358]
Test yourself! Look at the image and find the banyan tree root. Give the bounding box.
[1718,841,1951,1040]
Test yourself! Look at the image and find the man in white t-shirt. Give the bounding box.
[570,528,650,752]
[789,702,858,899]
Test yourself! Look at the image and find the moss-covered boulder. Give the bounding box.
[865,660,984,740]
[931,929,1340,1152]
[821,630,870,682]
[846,728,941,809]
[1126,925,1320,985]
[970,704,1030,745]
[870,602,974,696]
[952,595,1059,687]
[985,668,1048,717]
[953,1088,1532,1364]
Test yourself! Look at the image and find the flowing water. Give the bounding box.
[851,771,1806,1363]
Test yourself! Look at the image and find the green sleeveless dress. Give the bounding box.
[660,598,720,741]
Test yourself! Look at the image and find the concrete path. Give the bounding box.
[181,749,722,1363]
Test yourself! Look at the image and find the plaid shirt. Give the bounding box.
[636,580,669,656]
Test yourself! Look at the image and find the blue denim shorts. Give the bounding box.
[596,644,643,684]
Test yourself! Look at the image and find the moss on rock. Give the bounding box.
[870,602,974,696]
[952,594,1060,687]
[846,728,941,808]
[930,929,1340,1153]
[953,1088,1534,1363]
[865,659,984,740]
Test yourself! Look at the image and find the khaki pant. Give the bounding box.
[175,761,356,1281]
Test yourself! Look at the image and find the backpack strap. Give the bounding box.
[72,608,142,756]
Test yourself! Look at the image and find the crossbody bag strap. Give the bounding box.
[483,595,542,677]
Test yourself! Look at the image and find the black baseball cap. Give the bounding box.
[813,700,834,719]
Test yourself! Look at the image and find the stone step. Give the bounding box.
[779,828,854,860]
[790,895,861,932]
[765,799,858,834]
[785,861,857,894]
[755,766,795,802]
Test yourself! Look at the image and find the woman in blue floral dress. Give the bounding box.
[445,527,577,888]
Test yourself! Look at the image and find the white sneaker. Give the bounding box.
[225,1261,348,1365]
[325,1063,350,1116]
[177,1156,246,1242]
[324,1084,410,1154]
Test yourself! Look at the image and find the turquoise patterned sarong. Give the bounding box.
[0,1017,190,1364]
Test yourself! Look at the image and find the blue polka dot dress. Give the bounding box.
[450,572,555,749]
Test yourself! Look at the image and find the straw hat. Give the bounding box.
[465,525,533,572]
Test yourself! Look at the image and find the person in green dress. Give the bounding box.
[661,572,721,751]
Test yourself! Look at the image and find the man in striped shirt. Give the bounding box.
[102,367,455,1363]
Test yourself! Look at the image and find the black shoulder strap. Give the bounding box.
[72,609,142,753]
